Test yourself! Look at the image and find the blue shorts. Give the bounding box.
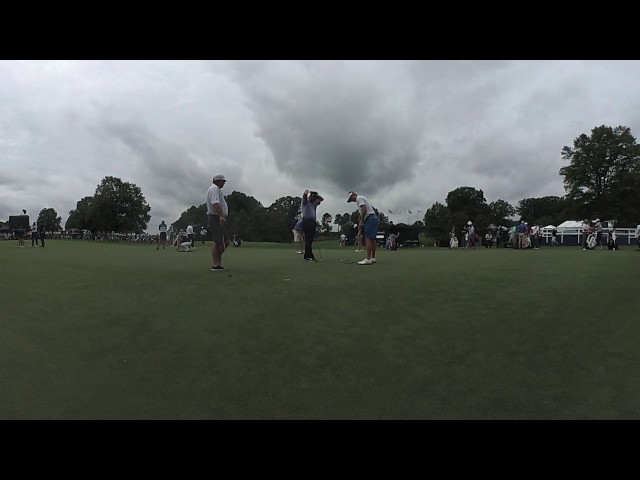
[363,215,379,240]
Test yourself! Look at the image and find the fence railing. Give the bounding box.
[540,227,639,245]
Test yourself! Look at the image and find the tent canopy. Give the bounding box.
[557,220,584,228]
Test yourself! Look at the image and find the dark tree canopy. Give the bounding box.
[37,208,62,233]
[65,196,94,230]
[559,125,640,220]
[91,176,151,233]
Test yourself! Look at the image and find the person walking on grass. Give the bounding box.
[206,174,230,271]
[347,191,379,265]
[301,189,324,262]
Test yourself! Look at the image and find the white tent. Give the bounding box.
[557,220,584,229]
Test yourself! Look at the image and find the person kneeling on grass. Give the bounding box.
[176,232,193,252]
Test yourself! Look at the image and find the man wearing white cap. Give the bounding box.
[347,191,378,265]
[206,174,230,271]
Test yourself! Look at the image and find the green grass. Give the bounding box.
[2,239,640,419]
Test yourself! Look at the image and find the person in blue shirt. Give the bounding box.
[157,219,168,250]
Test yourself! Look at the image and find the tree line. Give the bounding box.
[57,124,640,244]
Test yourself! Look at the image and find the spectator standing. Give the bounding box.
[206,174,231,271]
[516,221,527,249]
[200,227,207,245]
[157,219,168,250]
[15,225,25,248]
[31,222,39,247]
[551,227,559,247]
[38,222,46,248]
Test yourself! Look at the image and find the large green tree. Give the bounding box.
[559,125,640,221]
[37,208,62,233]
[423,201,450,245]
[173,204,207,232]
[445,186,491,234]
[90,176,151,233]
[488,199,516,226]
[516,196,570,227]
[65,196,95,231]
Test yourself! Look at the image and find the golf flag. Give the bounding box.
[408,209,412,214]
[388,209,393,214]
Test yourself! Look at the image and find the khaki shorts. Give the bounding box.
[292,230,303,242]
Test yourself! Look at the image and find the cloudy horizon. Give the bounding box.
[2,60,639,231]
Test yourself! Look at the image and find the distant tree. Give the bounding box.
[516,196,570,226]
[269,196,301,223]
[65,196,94,230]
[374,209,389,226]
[37,208,62,234]
[559,125,640,220]
[612,172,640,226]
[446,186,491,234]
[225,191,264,240]
[488,199,516,226]
[90,176,151,233]
[173,204,207,232]
[320,212,333,235]
[423,201,450,245]
[334,212,354,234]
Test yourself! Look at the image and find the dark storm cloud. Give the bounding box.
[4,60,640,229]
[227,61,425,197]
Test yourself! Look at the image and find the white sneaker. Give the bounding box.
[357,258,373,265]
[371,258,376,263]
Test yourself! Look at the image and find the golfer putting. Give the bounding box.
[347,191,379,265]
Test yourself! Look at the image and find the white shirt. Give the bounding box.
[186,225,194,235]
[635,224,640,237]
[206,183,229,216]
[355,195,375,218]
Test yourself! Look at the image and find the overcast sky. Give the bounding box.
[2,60,639,231]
